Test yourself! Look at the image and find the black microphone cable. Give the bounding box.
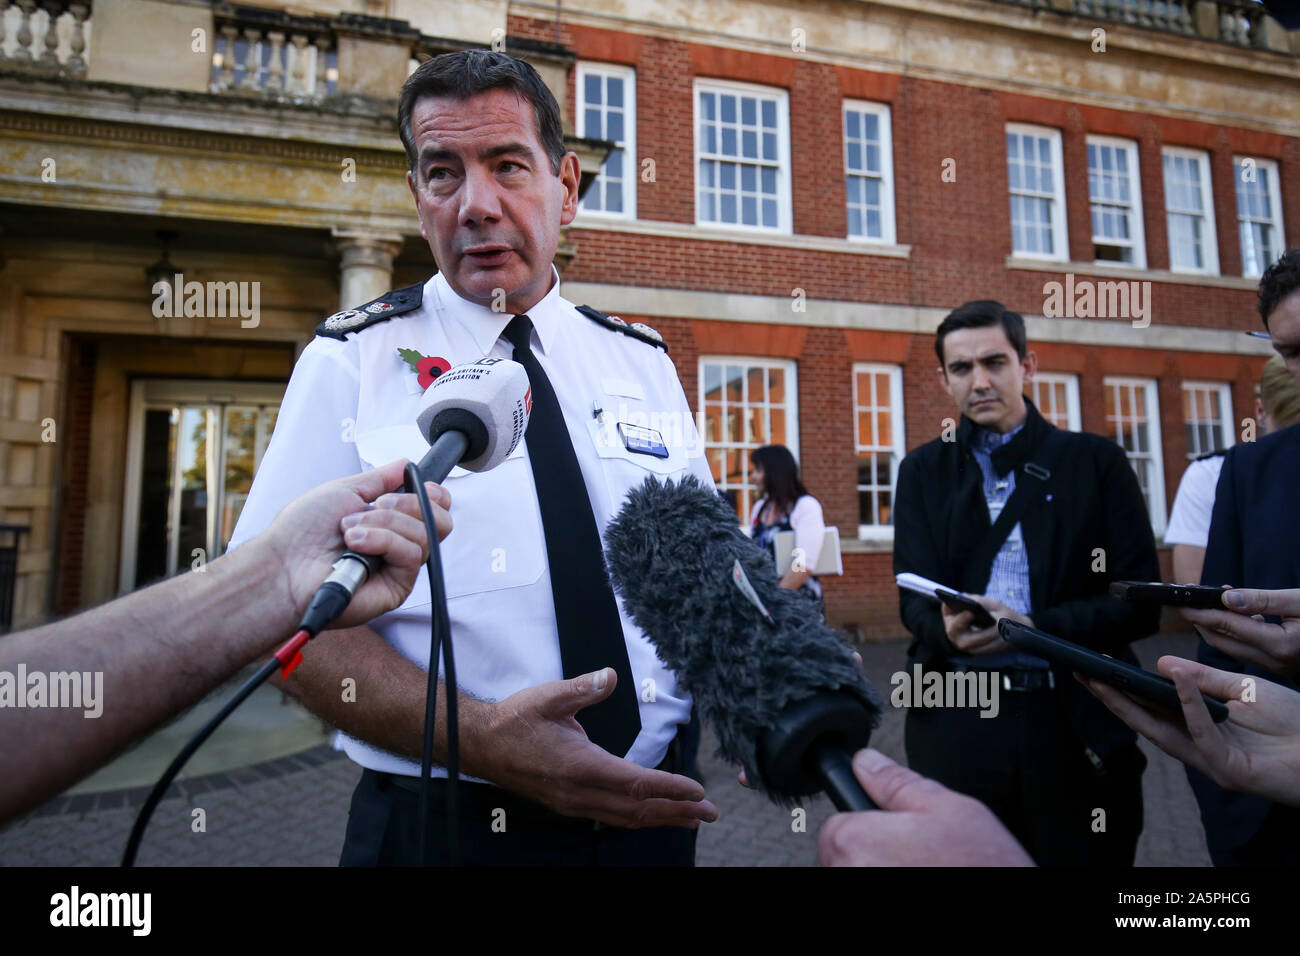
[406,460,460,868]
[121,465,462,867]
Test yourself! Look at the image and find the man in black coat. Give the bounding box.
[1191,249,1300,866]
[893,300,1160,866]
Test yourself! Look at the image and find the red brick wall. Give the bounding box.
[510,14,1289,637]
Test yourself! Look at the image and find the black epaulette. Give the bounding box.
[315,282,425,340]
[1194,448,1228,462]
[576,305,668,353]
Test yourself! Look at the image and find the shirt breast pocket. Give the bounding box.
[354,425,546,611]
[587,417,689,477]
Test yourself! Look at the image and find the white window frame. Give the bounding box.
[1104,376,1167,538]
[852,363,904,541]
[1006,123,1069,262]
[1029,372,1082,431]
[693,78,792,234]
[575,62,636,220]
[1182,380,1235,460]
[842,100,896,245]
[1086,135,1146,268]
[698,356,799,524]
[1234,156,1286,279]
[1162,146,1220,275]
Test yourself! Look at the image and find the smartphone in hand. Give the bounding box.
[1000,619,1230,722]
[1110,581,1228,609]
[935,588,998,628]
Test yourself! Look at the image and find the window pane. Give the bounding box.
[858,410,873,446]
[769,408,786,445]
[726,365,744,401]
[768,368,784,403]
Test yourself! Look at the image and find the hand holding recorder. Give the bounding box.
[1081,656,1300,808]
[1180,587,1300,678]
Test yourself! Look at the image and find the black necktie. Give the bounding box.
[503,314,641,757]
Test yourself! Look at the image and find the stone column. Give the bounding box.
[332,228,404,310]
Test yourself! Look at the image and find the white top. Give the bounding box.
[749,494,825,572]
[229,268,714,779]
[1164,455,1226,547]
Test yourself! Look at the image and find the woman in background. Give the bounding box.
[748,445,825,600]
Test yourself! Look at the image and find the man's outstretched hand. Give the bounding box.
[476,667,719,830]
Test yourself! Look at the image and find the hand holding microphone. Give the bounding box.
[818,749,1034,867]
[123,357,532,866]
[297,356,532,639]
[260,458,452,632]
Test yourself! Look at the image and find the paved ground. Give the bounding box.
[0,633,1211,866]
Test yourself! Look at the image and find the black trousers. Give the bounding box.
[339,770,697,866]
[904,678,1145,867]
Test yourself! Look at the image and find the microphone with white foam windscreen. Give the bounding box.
[298,356,531,638]
[415,356,532,480]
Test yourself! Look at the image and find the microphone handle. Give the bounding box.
[337,429,470,569]
[414,429,471,486]
[810,739,878,812]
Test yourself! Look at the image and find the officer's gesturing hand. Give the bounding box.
[1181,587,1300,678]
[474,667,719,829]
[1081,656,1300,808]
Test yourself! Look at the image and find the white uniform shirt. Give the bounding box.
[229,268,714,779]
[1164,455,1226,548]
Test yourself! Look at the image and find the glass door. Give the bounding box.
[120,380,284,591]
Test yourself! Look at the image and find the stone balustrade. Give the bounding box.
[997,0,1291,52]
[209,3,337,102]
[0,0,91,76]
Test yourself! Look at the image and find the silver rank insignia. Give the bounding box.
[320,309,369,333]
[574,304,668,353]
[365,301,395,314]
[630,322,663,344]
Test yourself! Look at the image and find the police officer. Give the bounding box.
[229,51,718,866]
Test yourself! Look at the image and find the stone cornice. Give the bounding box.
[0,108,409,169]
[0,71,404,151]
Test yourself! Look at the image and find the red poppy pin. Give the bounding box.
[397,348,451,390]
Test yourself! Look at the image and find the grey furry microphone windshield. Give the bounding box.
[605,474,882,810]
